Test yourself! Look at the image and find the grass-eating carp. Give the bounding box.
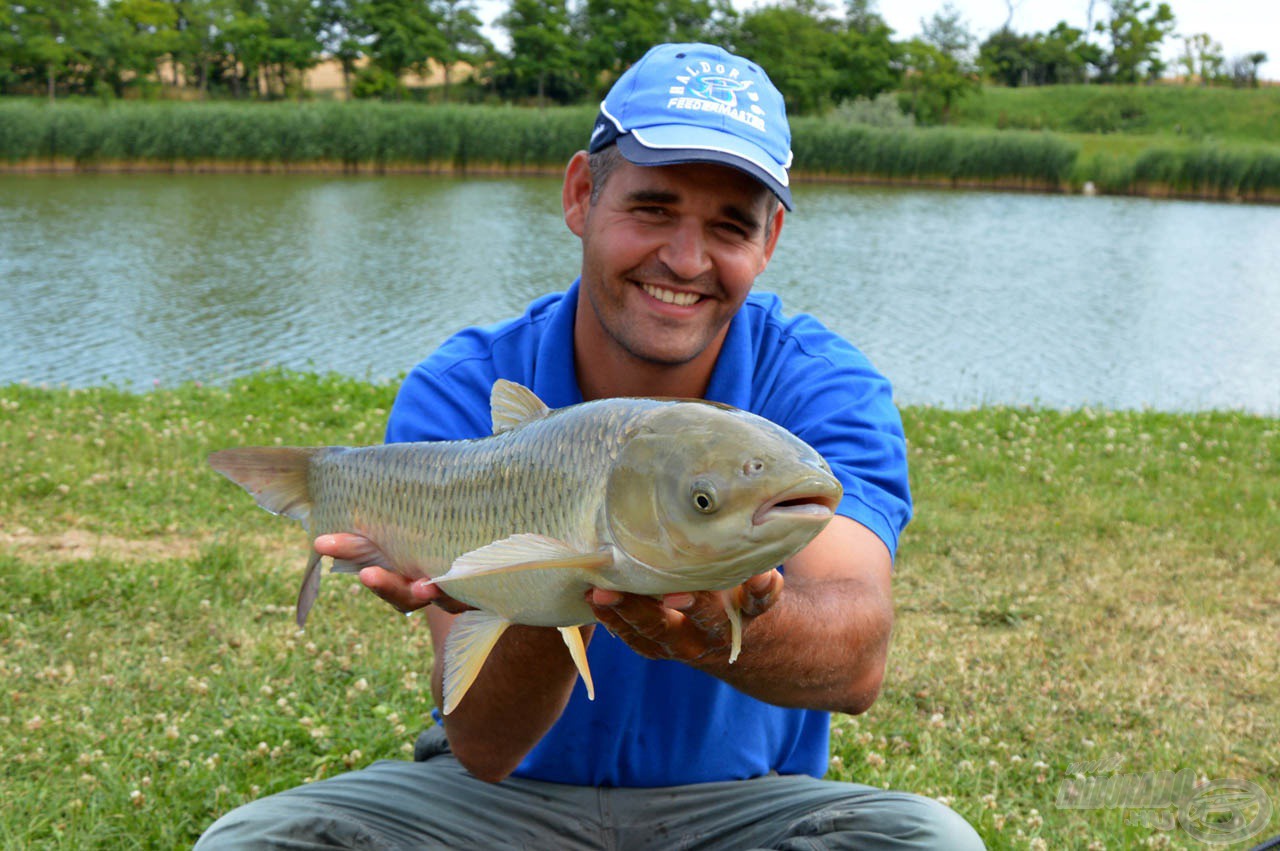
[209,380,842,714]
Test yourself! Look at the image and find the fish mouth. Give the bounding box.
[752,477,842,526]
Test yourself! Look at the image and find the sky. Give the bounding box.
[473,0,1277,80]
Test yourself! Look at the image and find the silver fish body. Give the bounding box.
[210,380,841,713]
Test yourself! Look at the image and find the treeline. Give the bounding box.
[0,0,1270,121]
[3,100,1278,202]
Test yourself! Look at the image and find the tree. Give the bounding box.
[580,0,736,92]
[901,37,978,123]
[432,0,491,101]
[1177,33,1223,85]
[360,0,446,93]
[832,0,902,102]
[736,0,845,115]
[1096,0,1174,83]
[8,0,102,98]
[497,0,583,105]
[979,27,1033,87]
[97,0,182,96]
[920,1,975,67]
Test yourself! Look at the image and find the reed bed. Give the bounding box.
[3,99,1279,200]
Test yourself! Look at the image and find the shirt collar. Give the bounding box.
[539,278,755,410]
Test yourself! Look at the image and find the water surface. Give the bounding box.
[2,174,1276,414]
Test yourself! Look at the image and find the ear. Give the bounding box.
[759,205,785,271]
[563,151,593,238]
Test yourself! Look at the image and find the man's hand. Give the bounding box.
[586,570,784,664]
[312,533,471,615]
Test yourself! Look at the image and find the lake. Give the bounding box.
[1,173,1277,414]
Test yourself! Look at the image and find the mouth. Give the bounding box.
[752,478,842,526]
[639,282,704,308]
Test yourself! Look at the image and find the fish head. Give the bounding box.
[605,402,843,590]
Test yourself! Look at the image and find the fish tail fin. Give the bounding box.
[442,611,511,715]
[208,446,324,522]
[558,626,595,701]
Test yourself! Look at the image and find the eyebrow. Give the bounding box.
[623,189,763,235]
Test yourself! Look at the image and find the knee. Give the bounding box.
[194,795,385,850]
[784,790,985,850]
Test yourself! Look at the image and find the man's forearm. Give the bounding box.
[692,574,892,714]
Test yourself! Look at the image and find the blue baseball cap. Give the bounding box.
[589,43,794,210]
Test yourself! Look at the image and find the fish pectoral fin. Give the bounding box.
[433,534,613,585]
[721,591,744,665]
[558,626,595,701]
[296,550,324,628]
[442,610,512,715]
[490,379,550,434]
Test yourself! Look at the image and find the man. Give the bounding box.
[198,43,984,849]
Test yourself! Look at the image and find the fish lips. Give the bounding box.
[751,477,842,526]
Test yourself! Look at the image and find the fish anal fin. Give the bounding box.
[296,549,324,628]
[432,534,612,585]
[558,626,595,701]
[442,610,512,715]
[209,447,323,522]
[490,380,551,435]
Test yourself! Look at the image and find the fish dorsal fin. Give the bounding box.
[491,379,550,435]
[442,610,512,714]
[430,534,613,585]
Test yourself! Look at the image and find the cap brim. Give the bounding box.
[617,129,793,211]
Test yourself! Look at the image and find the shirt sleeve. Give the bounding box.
[761,317,912,558]
[384,337,501,445]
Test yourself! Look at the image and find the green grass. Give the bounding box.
[952,84,1280,144]
[3,98,1280,199]
[2,373,1278,847]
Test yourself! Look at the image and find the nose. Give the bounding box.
[658,219,712,281]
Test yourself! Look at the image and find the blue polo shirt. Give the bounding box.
[386,279,911,787]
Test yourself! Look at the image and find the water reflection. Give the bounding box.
[1,174,1276,414]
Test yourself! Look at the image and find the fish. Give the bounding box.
[209,380,842,714]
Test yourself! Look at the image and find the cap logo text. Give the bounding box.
[667,61,766,132]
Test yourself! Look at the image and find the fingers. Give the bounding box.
[736,569,784,618]
[314,534,469,615]
[586,572,784,664]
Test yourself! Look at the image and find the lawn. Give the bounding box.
[1,372,1276,848]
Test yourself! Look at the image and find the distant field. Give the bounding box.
[2,372,1277,848]
[951,83,1280,144]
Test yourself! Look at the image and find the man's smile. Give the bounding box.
[639,282,705,308]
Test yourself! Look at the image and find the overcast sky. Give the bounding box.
[474,0,1276,80]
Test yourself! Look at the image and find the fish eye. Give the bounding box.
[743,459,765,477]
[691,480,719,514]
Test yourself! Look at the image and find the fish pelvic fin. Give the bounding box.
[442,610,512,715]
[721,590,744,664]
[558,626,595,701]
[208,446,323,522]
[296,549,324,628]
[490,379,550,435]
[431,535,613,586]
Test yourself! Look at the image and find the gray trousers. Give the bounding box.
[196,727,984,850]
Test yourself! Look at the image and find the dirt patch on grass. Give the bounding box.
[0,527,297,564]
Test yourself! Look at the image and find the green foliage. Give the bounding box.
[899,39,980,125]
[495,0,586,105]
[978,23,1099,87]
[791,119,1077,185]
[1095,0,1176,83]
[951,84,1280,144]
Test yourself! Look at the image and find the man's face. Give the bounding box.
[565,155,784,368]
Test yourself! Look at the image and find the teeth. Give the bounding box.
[642,284,700,307]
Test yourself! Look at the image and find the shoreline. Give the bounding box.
[4,158,1277,204]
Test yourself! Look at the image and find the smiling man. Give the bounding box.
[196,43,984,850]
